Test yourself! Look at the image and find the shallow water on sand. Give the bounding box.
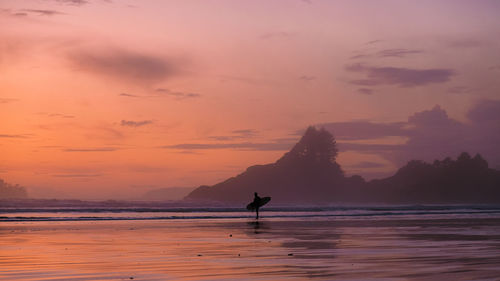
[1,215,500,281]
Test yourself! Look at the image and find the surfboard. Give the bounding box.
[246,196,271,211]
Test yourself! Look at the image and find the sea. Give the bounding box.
[1,204,500,222]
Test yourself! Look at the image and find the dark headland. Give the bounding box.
[186,126,500,204]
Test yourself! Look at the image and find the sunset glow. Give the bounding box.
[1,0,500,199]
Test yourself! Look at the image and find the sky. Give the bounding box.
[1,0,499,199]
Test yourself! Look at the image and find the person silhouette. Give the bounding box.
[253,192,262,219]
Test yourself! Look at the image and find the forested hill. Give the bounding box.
[186,126,500,204]
[365,153,500,204]
[186,126,362,203]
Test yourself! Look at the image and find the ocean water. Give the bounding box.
[1,204,500,222]
[1,205,500,280]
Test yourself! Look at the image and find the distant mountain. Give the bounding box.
[186,126,500,204]
[142,187,196,201]
[0,179,28,199]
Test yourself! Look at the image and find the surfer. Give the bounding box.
[246,192,271,220]
[253,192,261,219]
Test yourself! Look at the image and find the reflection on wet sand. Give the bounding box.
[246,220,271,235]
[1,217,500,280]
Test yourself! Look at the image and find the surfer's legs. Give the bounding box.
[256,207,259,219]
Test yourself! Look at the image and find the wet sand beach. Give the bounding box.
[1,215,500,281]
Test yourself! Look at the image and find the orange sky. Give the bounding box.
[1,0,500,199]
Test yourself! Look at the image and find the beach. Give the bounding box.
[1,209,500,281]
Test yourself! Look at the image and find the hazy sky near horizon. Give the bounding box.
[1,0,500,199]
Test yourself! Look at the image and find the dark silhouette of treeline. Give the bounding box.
[363,152,500,204]
[186,126,500,204]
[0,179,28,199]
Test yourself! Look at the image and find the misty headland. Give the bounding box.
[0,179,27,200]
